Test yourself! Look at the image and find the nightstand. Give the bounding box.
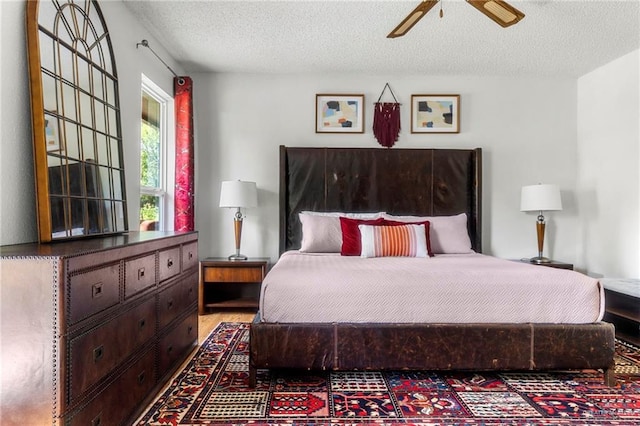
[199,257,269,314]
[601,279,640,346]
[514,259,574,270]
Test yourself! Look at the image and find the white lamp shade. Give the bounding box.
[219,180,258,208]
[520,184,562,212]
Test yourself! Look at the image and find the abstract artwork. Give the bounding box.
[411,94,460,133]
[316,94,364,133]
[44,116,60,151]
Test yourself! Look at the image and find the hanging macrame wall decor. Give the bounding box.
[373,83,401,148]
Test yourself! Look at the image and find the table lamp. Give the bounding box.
[520,183,562,264]
[219,180,257,260]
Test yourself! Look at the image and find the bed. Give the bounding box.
[248,146,615,387]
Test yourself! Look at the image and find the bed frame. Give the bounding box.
[249,146,615,386]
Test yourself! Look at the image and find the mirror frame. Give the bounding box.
[26,0,128,242]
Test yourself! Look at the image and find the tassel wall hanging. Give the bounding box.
[373,83,401,147]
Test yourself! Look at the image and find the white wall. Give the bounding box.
[3,1,636,278]
[0,0,37,245]
[576,49,640,278]
[194,73,580,264]
[0,0,183,245]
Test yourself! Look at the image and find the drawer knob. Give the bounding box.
[188,325,193,334]
[167,259,174,268]
[138,371,146,385]
[91,282,103,298]
[93,345,104,362]
[167,345,173,354]
[139,318,146,329]
[188,251,194,260]
[167,299,174,310]
[138,267,145,280]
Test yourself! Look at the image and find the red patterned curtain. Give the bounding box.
[174,77,195,231]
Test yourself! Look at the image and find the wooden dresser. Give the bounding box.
[0,231,198,425]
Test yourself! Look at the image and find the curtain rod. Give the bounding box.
[136,39,179,79]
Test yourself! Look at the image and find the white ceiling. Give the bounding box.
[122,0,640,77]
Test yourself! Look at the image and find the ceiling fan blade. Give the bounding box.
[387,0,439,38]
[466,0,525,27]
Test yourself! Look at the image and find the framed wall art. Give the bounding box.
[411,94,460,133]
[44,116,61,151]
[316,94,364,133]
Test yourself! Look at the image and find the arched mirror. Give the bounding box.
[26,0,128,242]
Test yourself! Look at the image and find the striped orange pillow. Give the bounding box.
[358,224,428,258]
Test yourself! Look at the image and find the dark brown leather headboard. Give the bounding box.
[279,146,482,254]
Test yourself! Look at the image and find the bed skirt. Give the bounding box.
[249,318,616,387]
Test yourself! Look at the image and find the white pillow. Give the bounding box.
[359,224,428,258]
[299,213,342,252]
[298,212,386,253]
[382,212,473,254]
[300,211,385,219]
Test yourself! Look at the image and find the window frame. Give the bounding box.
[140,75,175,231]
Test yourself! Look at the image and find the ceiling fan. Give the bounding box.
[388,0,525,38]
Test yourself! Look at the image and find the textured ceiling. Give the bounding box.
[122,0,640,77]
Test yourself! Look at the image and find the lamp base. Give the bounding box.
[228,253,248,261]
[530,256,551,264]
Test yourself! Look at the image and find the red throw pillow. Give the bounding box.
[340,217,385,256]
[383,219,433,257]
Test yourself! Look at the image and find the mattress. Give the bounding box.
[259,251,605,324]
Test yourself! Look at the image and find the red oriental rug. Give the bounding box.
[137,322,640,425]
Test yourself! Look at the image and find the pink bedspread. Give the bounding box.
[259,251,605,324]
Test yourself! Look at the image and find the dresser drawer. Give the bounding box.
[158,271,198,330]
[65,347,156,426]
[0,232,199,426]
[159,312,198,374]
[68,297,157,401]
[124,254,156,298]
[159,246,181,283]
[182,241,198,271]
[68,263,120,324]
[203,265,264,283]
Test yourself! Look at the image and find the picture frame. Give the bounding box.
[316,94,364,133]
[44,116,61,151]
[411,94,460,133]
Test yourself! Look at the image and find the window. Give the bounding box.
[139,76,175,231]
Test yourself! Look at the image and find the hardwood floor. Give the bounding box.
[198,309,257,343]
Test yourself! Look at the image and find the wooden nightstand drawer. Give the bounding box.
[199,258,269,314]
[203,266,264,283]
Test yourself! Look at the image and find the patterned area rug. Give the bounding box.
[137,322,640,425]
